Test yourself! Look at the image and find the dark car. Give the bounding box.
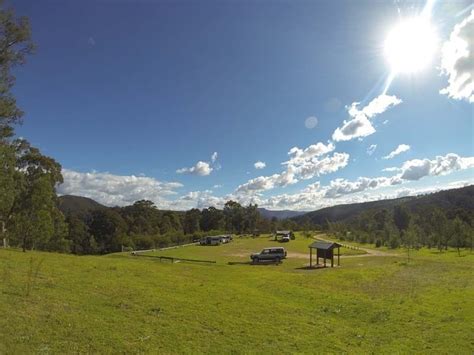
[251,247,287,263]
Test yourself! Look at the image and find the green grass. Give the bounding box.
[148,233,366,264]
[1,236,473,353]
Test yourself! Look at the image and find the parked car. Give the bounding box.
[251,247,287,263]
[280,235,291,242]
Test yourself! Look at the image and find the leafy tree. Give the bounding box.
[200,207,224,231]
[183,208,201,234]
[67,215,97,254]
[373,209,388,230]
[89,209,128,253]
[403,222,419,261]
[224,201,244,233]
[430,208,448,251]
[243,204,259,234]
[0,2,34,134]
[0,2,34,246]
[8,141,67,252]
[393,205,410,238]
[0,143,15,246]
[450,217,467,256]
[160,215,173,235]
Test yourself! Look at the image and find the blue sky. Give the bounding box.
[11,0,474,210]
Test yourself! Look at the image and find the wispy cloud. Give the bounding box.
[332,94,402,142]
[367,144,377,156]
[383,144,410,159]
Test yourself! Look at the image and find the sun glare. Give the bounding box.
[384,17,438,74]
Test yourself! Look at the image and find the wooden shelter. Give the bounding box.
[308,241,342,268]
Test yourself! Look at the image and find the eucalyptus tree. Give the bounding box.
[0,3,34,247]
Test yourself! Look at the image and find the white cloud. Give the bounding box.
[383,144,411,159]
[286,141,335,165]
[400,153,474,180]
[235,174,282,193]
[357,95,402,118]
[332,114,375,142]
[236,151,348,194]
[294,152,349,180]
[382,167,401,172]
[176,161,213,176]
[236,141,346,195]
[323,176,399,198]
[58,169,183,207]
[440,10,474,102]
[254,161,266,169]
[367,144,377,156]
[88,37,96,46]
[142,153,473,211]
[211,152,218,163]
[332,94,402,141]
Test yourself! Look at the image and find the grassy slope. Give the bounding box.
[0,235,473,353]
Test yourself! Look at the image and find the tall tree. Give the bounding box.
[393,205,410,238]
[0,2,34,246]
[183,208,201,234]
[450,217,467,256]
[0,143,15,246]
[8,141,67,251]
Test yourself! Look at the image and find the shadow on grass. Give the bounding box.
[228,261,282,266]
[295,265,338,270]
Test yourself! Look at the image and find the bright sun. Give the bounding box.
[384,17,438,74]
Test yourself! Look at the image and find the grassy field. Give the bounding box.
[0,233,473,353]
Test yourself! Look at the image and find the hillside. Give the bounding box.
[295,185,474,225]
[57,195,306,221]
[58,195,106,216]
[257,208,306,220]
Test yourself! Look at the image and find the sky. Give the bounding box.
[10,0,474,211]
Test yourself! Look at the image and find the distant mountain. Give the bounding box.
[258,208,306,220]
[294,185,474,225]
[58,195,106,217]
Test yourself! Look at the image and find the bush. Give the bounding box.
[389,235,400,249]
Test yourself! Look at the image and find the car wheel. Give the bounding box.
[253,258,258,264]
[275,257,281,263]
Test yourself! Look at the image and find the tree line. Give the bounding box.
[65,200,274,254]
[325,204,473,255]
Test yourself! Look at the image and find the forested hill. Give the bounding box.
[58,195,106,216]
[294,185,474,225]
[258,208,306,220]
